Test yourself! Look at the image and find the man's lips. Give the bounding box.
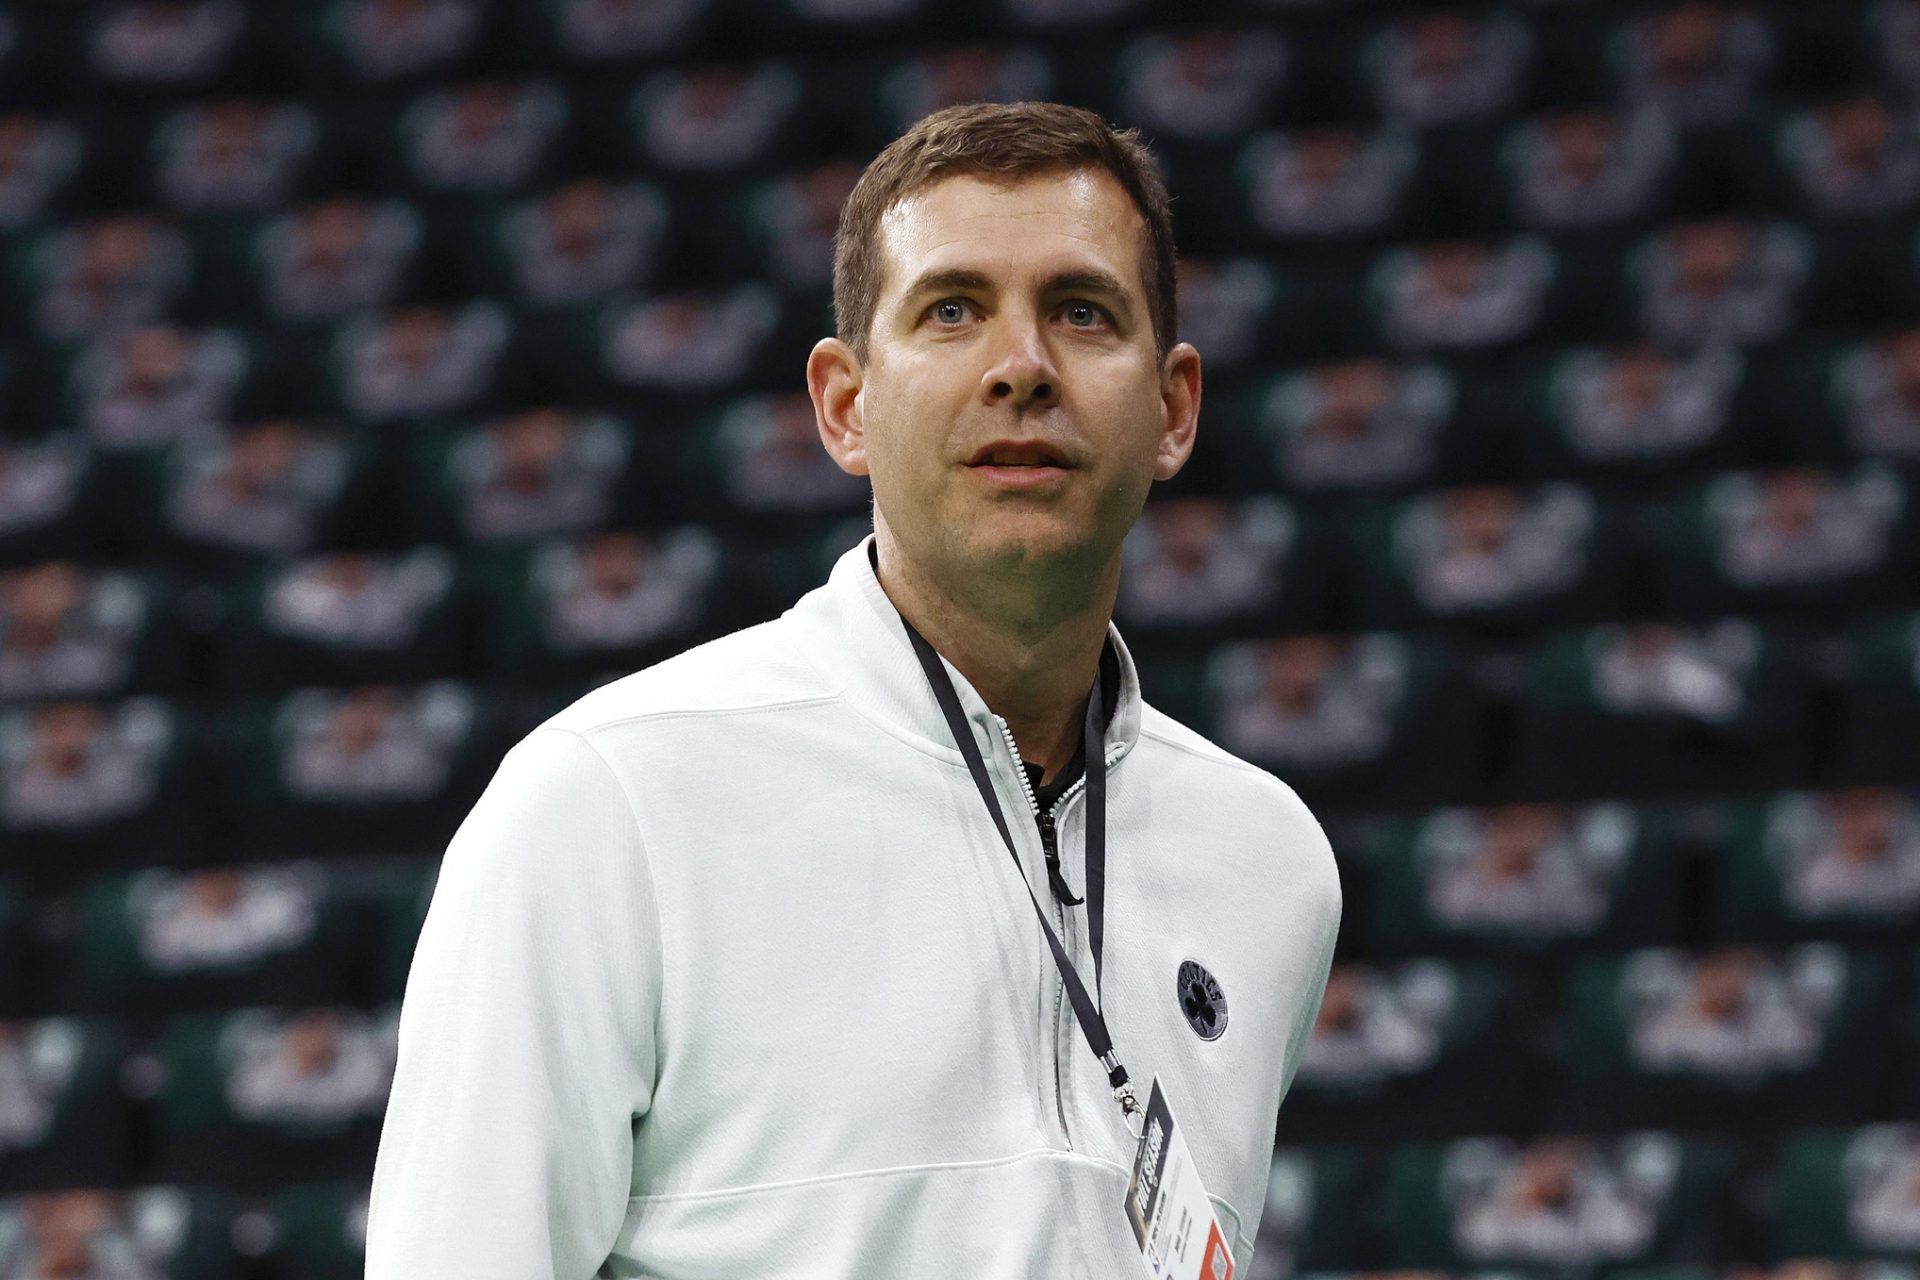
[966,440,1073,468]
[966,441,1075,490]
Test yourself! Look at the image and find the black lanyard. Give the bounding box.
[901,616,1143,1133]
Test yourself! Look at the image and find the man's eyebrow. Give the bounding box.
[1041,270,1134,299]
[898,268,995,300]
[895,267,1137,302]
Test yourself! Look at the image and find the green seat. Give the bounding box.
[403,411,640,547]
[0,1185,240,1278]
[13,217,194,346]
[230,680,495,856]
[0,881,25,1012]
[1772,1125,1920,1259]
[1385,1133,1731,1268]
[1363,801,1678,957]
[326,301,516,427]
[156,1006,397,1193]
[243,197,425,325]
[1283,960,1527,1144]
[1717,790,1920,940]
[1608,1267,1714,1280]
[753,520,878,616]
[1648,466,1912,618]
[679,394,872,519]
[1836,612,1920,785]
[1361,238,1560,355]
[392,82,570,197]
[0,564,175,705]
[1511,619,1811,798]
[267,1181,369,1280]
[485,526,736,681]
[0,696,200,880]
[147,420,376,562]
[1115,496,1333,640]
[60,324,260,454]
[1521,345,1743,478]
[1912,953,1920,1119]
[1233,358,1461,497]
[1557,946,1892,1129]
[477,179,672,311]
[221,546,467,692]
[724,163,857,294]
[66,863,358,1019]
[0,1015,129,1192]
[1354,481,1623,631]
[1199,630,1485,810]
[299,0,488,86]
[1250,1147,1378,1279]
[327,857,437,1003]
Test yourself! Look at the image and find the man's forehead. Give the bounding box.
[874,167,1149,295]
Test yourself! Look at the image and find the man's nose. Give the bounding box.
[981,319,1059,409]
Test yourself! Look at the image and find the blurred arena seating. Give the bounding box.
[0,0,1918,1276]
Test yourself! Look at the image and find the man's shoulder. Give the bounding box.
[1137,700,1342,932]
[1139,701,1289,791]
[538,615,837,737]
[1137,700,1328,832]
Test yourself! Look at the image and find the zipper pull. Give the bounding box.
[1038,809,1084,907]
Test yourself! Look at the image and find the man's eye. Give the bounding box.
[1062,301,1108,328]
[931,299,969,324]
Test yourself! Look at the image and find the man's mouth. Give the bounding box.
[967,441,1072,468]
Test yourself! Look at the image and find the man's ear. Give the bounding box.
[1153,341,1202,482]
[808,337,868,478]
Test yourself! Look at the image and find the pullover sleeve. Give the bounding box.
[366,727,660,1279]
[1274,789,1344,1107]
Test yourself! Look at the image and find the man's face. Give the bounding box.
[826,167,1194,579]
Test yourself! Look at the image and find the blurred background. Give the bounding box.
[1,0,1918,1276]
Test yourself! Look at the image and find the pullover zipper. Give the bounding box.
[1038,809,1083,907]
[1027,740,1125,1146]
[988,716,1129,1153]
[992,715,1076,1153]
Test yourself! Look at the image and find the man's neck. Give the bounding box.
[872,531,1117,784]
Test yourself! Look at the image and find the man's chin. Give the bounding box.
[960,517,1107,573]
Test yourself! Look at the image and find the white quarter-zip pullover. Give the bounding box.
[365,534,1342,1279]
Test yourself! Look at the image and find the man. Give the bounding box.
[366,101,1340,1278]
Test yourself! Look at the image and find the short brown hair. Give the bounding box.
[832,101,1178,362]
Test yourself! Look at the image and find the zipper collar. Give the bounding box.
[787,533,1145,768]
[996,716,1044,819]
[1052,740,1126,818]
[996,714,1126,820]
